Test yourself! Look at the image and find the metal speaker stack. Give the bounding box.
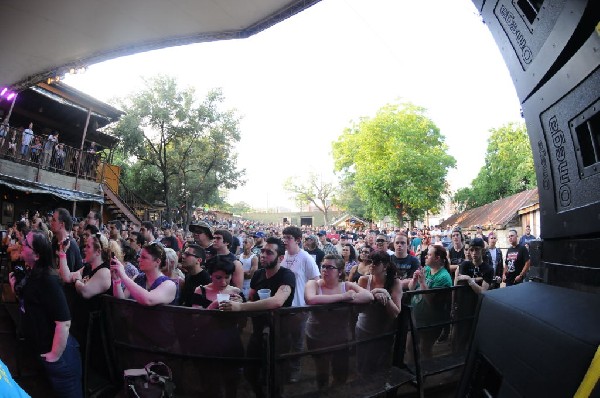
[458,1,600,397]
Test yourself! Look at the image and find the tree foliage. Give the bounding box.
[334,172,372,221]
[332,102,455,225]
[283,173,337,225]
[452,122,535,211]
[108,75,245,225]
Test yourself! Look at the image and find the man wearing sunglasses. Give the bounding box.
[179,244,210,307]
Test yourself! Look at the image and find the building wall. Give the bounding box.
[243,211,344,228]
[0,158,99,194]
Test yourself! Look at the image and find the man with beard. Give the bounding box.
[303,234,325,269]
[390,233,420,288]
[179,244,210,307]
[251,231,267,257]
[108,220,127,251]
[220,237,295,398]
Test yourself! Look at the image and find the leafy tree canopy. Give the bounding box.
[107,75,245,225]
[332,102,455,225]
[283,173,337,225]
[452,122,535,211]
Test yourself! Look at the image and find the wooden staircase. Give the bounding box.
[103,183,142,225]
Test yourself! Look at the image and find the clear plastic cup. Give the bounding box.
[257,289,271,300]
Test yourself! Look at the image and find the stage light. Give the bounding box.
[0,88,6,96]
[7,93,15,100]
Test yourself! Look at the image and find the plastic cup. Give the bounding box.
[257,289,271,300]
[217,293,230,303]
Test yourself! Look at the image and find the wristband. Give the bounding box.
[113,279,122,285]
[58,252,67,258]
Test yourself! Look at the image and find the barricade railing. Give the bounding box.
[403,284,480,398]
[97,286,478,398]
[0,125,100,181]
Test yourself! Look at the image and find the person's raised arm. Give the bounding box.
[57,240,81,283]
[75,268,111,299]
[124,276,176,306]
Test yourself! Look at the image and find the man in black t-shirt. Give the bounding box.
[220,237,295,398]
[50,208,83,272]
[504,229,530,286]
[448,228,465,275]
[390,233,420,288]
[456,238,495,293]
[303,235,325,269]
[179,244,210,307]
[160,222,180,253]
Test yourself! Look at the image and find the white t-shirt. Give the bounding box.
[282,249,320,307]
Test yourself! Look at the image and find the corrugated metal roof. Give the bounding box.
[441,188,539,230]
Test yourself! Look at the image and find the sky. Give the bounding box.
[65,0,523,211]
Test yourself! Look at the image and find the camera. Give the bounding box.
[13,264,29,296]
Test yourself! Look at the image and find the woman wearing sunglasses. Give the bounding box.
[10,231,83,397]
[111,242,177,306]
[348,245,373,283]
[356,251,403,374]
[305,254,373,389]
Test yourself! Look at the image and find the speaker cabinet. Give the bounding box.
[522,31,600,239]
[458,283,600,397]
[479,0,593,102]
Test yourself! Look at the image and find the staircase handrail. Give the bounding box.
[101,164,155,211]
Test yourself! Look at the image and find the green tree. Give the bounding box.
[109,75,244,223]
[283,173,337,225]
[453,122,535,211]
[334,172,372,221]
[332,102,456,225]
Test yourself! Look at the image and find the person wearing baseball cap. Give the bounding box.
[188,221,213,249]
[252,231,267,256]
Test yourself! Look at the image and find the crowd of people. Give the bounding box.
[2,207,535,397]
[0,121,99,178]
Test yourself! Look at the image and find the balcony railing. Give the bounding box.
[0,125,101,182]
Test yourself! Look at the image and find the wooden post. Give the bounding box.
[73,108,92,217]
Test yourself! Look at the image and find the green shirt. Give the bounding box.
[411,266,452,326]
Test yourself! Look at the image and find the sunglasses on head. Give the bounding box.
[376,239,386,243]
